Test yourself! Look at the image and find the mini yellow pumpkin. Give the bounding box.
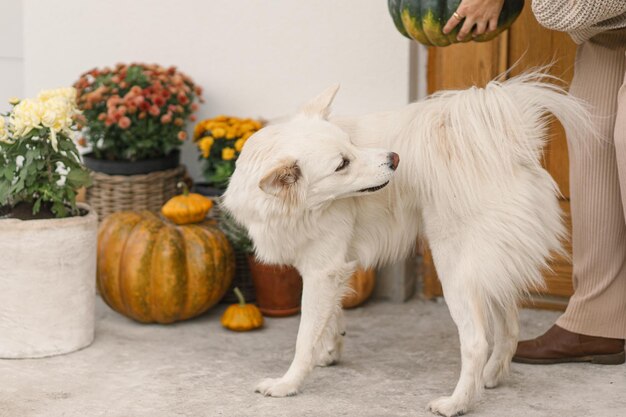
[221,288,264,331]
[161,182,213,225]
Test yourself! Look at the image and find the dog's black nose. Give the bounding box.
[388,152,399,171]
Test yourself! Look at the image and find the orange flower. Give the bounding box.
[161,113,172,124]
[149,105,160,117]
[177,131,187,141]
[178,93,189,105]
[118,117,131,129]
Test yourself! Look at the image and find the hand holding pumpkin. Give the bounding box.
[442,0,506,40]
[388,0,523,46]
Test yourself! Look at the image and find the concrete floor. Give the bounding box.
[1,297,625,417]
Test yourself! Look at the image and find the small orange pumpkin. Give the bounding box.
[342,268,376,309]
[221,287,264,331]
[161,182,213,225]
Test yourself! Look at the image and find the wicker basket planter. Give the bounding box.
[85,166,186,220]
[83,151,185,220]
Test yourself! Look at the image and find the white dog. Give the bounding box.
[222,72,592,416]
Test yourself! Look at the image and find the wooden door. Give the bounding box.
[422,3,577,310]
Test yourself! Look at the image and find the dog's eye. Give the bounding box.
[335,157,350,172]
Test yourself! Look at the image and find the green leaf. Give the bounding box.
[0,181,10,204]
[67,168,91,186]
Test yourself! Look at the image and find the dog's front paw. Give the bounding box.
[427,396,468,417]
[254,377,300,397]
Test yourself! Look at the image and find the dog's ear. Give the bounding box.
[299,84,340,119]
[259,160,302,198]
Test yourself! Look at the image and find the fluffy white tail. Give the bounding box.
[416,70,595,307]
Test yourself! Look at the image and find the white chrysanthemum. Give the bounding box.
[10,98,43,137]
[0,117,10,143]
[55,161,70,176]
[37,87,77,104]
[15,155,25,169]
[9,87,79,151]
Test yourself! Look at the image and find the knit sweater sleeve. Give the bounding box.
[531,0,626,32]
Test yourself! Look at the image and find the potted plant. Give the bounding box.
[0,88,97,358]
[73,63,202,217]
[219,210,303,317]
[192,115,263,197]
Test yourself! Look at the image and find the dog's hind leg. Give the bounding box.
[315,305,346,367]
[483,301,519,389]
[255,263,353,397]
[427,275,490,417]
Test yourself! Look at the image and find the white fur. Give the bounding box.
[222,72,593,416]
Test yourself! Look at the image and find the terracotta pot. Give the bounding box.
[247,255,302,317]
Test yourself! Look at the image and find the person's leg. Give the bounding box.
[557,31,626,340]
[515,31,626,364]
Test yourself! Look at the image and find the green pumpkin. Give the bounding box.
[388,0,524,47]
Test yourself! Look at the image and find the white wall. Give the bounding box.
[22,0,411,180]
[0,0,23,113]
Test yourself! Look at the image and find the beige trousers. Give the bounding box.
[556,29,626,339]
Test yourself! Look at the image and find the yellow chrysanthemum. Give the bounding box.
[222,147,235,161]
[198,136,214,158]
[234,138,246,152]
[193,123,205,140]
[214,115,229,122]
[226,127,237,139]
[240,122,255,132]
[212,127,226,138]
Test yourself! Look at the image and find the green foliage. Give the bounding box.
[0,128,91,218]
[203,160,235,189]
[218,208,254,253]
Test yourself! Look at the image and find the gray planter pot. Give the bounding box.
[0,203,98,358]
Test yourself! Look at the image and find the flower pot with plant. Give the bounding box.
[73,63,203,217]
[219,210,302,316]
[0,88,97,358]
[193,115,263,198]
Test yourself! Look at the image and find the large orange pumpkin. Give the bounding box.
[97,211,235,324]
[342,268,376,309]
